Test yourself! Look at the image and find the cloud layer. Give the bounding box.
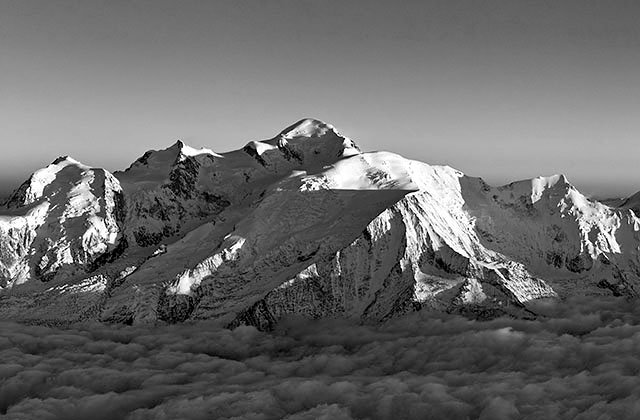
[2,296,640,419]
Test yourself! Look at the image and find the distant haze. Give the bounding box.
[1,0,639,198]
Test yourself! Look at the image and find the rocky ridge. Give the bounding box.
[1,119,639,328]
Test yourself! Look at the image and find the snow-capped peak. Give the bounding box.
[278,118,338,139]
[5,156,91,208]
[117,140,222,186]
[531,174,572,203]
[243,140,278,156]
[51,155,84,166]
[534,173,570,187]
[237,119,361,170]
[171,140,222,160]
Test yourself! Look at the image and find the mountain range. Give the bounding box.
[1,119,639,329]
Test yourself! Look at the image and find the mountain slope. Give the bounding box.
[1,119,639,327]
[620,191,640,216]
[115,119,359,248]
[0,157,124,289]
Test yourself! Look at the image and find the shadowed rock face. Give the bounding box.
[1,119,640,328]
[620,191,640,217]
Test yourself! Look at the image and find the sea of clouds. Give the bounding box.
[2,296,640,419]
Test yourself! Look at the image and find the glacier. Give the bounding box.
[1,119,639,328]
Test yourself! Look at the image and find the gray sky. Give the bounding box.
[1,0,639,197]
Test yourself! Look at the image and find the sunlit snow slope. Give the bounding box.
[1,119,639,327]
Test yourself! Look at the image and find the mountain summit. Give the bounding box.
[278,118,340,138]
[1,119,639,327]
